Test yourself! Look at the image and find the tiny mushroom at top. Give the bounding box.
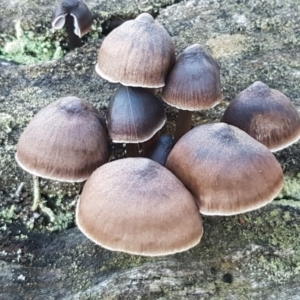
[52,0,93,49]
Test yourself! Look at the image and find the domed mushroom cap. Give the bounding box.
[95,13,175,88]
[76,157,203,256]
[107,86,166,143]
[161,44,222,110]
[52,0,93,38]
[166,123,284,216]
[16,96,111,182]
[221,81,300,152]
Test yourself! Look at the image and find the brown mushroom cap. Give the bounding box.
[51,0,93,38]
[95,13,175,88]
[16,96,111,182]
[161,44,222,110]
[166,123,284,216]
[221,81,300,152]
[107,86,166,143]
[76,157,203,256]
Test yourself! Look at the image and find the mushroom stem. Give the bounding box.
[142,132,160,157]
[32,175,41,211]
[146,134,175,166]
[174,109,192,142]
[32,176,57,222]
[65,14,82,50]
[126,143,140,157]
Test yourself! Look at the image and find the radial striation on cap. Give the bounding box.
[16,96,111,182]
[221,81,300,152]
[166,123,284,216]
[162,44,222,111]
[107,86,166,143]
[95,13,175,88]
[76,157,203,256]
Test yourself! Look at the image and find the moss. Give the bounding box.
[0,113,14,141]
[0,113,13,130]
[0,204,16,225]
[276,173,300,201]
[23,193,78,232]
[44,194,77,232]
[0,20,64,65]
[107,252,154,270]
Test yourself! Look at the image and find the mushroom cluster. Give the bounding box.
[15,10,300,257]
[75,13,289,256]
[95,13,176,157]
[95,13,223,158]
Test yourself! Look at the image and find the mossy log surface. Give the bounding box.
[1,0,300,299]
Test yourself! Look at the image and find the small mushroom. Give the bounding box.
[76,157,203,256]
[95,13,175,88]
[166,123,284,215]
[107,86,166,156]
[52,0,93,50]
[162,44,222,141]
[16,96,111,215]
[221,81,300,151]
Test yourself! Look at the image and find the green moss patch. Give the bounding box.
[276,173,300,201]
[0,20,64,65]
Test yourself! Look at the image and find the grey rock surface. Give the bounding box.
[1,0,300,299]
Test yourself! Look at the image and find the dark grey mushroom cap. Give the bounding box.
[166,123,284,216]
[107,86,166,143]
[16,96,111,182]
[162,44,222,111]
[95,13,175,88]
[51,0,93,37]
[76,157,203,256]
[221,81,300,152]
